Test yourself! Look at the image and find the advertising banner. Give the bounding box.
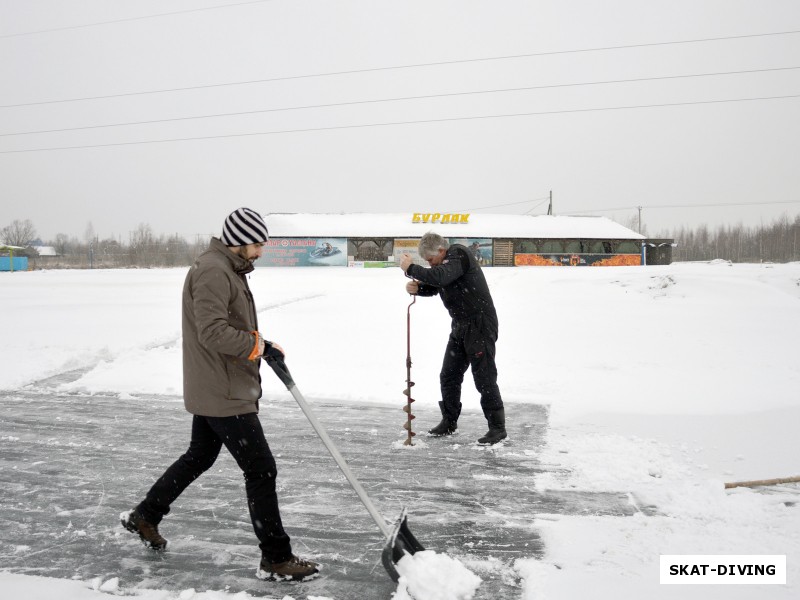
[348,260,395,268]
[393,237,495,267]
[392,238,423,266]
[258,238,348,267]
[515,253,642,267]
[450,238,493,266]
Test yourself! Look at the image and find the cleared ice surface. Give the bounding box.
[0,381,633,599]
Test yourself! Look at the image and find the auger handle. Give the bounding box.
[406,295,416,363]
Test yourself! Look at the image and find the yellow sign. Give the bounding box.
[412,213,470,224]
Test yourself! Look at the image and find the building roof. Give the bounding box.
[264,212,645,240]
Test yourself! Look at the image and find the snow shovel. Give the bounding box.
[264,350,425,582]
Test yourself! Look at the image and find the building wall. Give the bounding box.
[644,240,675,265]
[257,236,670,267]
[512,238,643,266]
[0,257,29,271]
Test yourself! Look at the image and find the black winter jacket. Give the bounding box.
[406,244,498,325]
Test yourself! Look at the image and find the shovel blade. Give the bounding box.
[381,508,425,582]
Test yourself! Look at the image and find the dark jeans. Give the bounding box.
[136,413,292,563]
[439,315,504,422]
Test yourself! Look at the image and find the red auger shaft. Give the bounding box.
[403,295,417,445]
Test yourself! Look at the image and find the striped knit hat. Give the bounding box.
[221,207,269,246]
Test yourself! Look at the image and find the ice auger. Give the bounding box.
[402,295,417,446]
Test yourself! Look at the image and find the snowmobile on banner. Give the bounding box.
[308,243,342,265]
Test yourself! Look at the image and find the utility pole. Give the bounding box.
[547,190,553,215]
[637,206,643,234]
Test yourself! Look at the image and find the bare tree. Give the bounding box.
[1,219,37,246]
[671,211,800,263]
[52,233,71,255]
[84,221,96,244]
[615,213,648,236]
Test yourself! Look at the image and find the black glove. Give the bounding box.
[263,341,285,361]
[262,342,294,387]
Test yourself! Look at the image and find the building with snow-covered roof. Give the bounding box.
[0,244,28,271]
[32,246,59,257]
[257,212,672,268]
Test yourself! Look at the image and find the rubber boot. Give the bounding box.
[428,401,457,436]
[478,408,507,445]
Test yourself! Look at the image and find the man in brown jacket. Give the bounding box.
[121,208,319,582]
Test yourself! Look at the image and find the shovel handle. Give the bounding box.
[265,352,295,388]
[265,356,392,538]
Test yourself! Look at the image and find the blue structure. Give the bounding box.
[0,256,28,271]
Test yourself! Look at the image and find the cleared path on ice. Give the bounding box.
[0,376,636,599]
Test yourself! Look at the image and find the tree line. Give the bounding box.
[2,212,799,268]
[1,220,210,269]
[660,213,800,263]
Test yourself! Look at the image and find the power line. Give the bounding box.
[523,198,552,215]
[460,197,551,212]
[0,1,276,39]
[3,29,800,109]
[564,199,800,214]
[2,93,798,155]
[4,65,798,138]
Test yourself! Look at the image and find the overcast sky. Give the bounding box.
[1,0,799,243]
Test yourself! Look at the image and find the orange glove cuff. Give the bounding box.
[248,331,261,361]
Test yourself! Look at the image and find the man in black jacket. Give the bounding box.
[399,232,507,444]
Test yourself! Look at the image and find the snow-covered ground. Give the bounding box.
[1,261,799,599]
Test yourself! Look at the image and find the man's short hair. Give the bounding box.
[418,232,449,259]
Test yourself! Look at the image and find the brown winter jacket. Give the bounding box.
[182,237,262,417]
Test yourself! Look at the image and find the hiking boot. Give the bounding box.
[477,408,507,445]
[256,554,320,582]
[428,418,457,436]
[120,509,168,551]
